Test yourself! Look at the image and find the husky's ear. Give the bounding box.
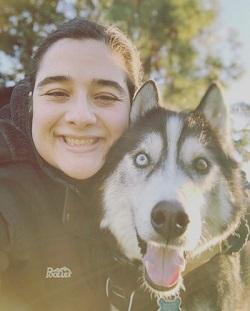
[197,82,230,135]
[130,80,159,124]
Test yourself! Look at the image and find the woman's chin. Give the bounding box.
[59,160,105,180]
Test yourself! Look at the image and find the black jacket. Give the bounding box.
[0,81,111,310]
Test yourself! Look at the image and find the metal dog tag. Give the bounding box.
[157,297,182,311]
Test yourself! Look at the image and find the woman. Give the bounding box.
[0,18,142,310]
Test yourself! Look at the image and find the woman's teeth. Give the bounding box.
[64,136,98,146]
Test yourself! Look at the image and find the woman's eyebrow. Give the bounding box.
[93,79,127,95]
[37,75,72,88]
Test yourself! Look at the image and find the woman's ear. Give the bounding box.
[130,80,159,124]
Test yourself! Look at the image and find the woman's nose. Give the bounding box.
[65,94,97,126]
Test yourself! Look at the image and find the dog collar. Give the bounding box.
[106,277,158,310]
[106,278,182,311]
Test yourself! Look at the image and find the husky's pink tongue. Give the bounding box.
[143,245,185,289]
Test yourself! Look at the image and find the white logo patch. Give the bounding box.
[46,266,72,278]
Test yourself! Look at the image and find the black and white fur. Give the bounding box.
[96,81,249,310]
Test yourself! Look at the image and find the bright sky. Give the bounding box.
[219,0,250,179]
[219,0,250,105]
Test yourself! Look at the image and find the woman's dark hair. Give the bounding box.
[29,18,143,100]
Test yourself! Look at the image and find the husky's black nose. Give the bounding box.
[151,201,189,241]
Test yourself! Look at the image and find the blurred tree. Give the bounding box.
[0,0,242,108]
[231,102,250,163]
[0,0,65,85]
[97,0,242,108]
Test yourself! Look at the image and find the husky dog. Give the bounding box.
[97,81,249,310]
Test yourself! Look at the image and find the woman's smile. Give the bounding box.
[63,136,100,146]
[59,135,104,152]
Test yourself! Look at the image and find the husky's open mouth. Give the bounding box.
[137,235,186,291]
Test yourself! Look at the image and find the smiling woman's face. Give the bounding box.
[32,38,131,179]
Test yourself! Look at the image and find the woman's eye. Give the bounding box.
[134,152,150,168]
[45,91,69,98]
[193,157,210,174]
[94,94,119,106]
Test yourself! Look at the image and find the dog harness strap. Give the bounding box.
[106,278,158,310]
[222,216,250,255]
[184,215,250,277]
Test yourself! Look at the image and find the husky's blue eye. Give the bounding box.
[134,152,150,168]
[193,157,210,174]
